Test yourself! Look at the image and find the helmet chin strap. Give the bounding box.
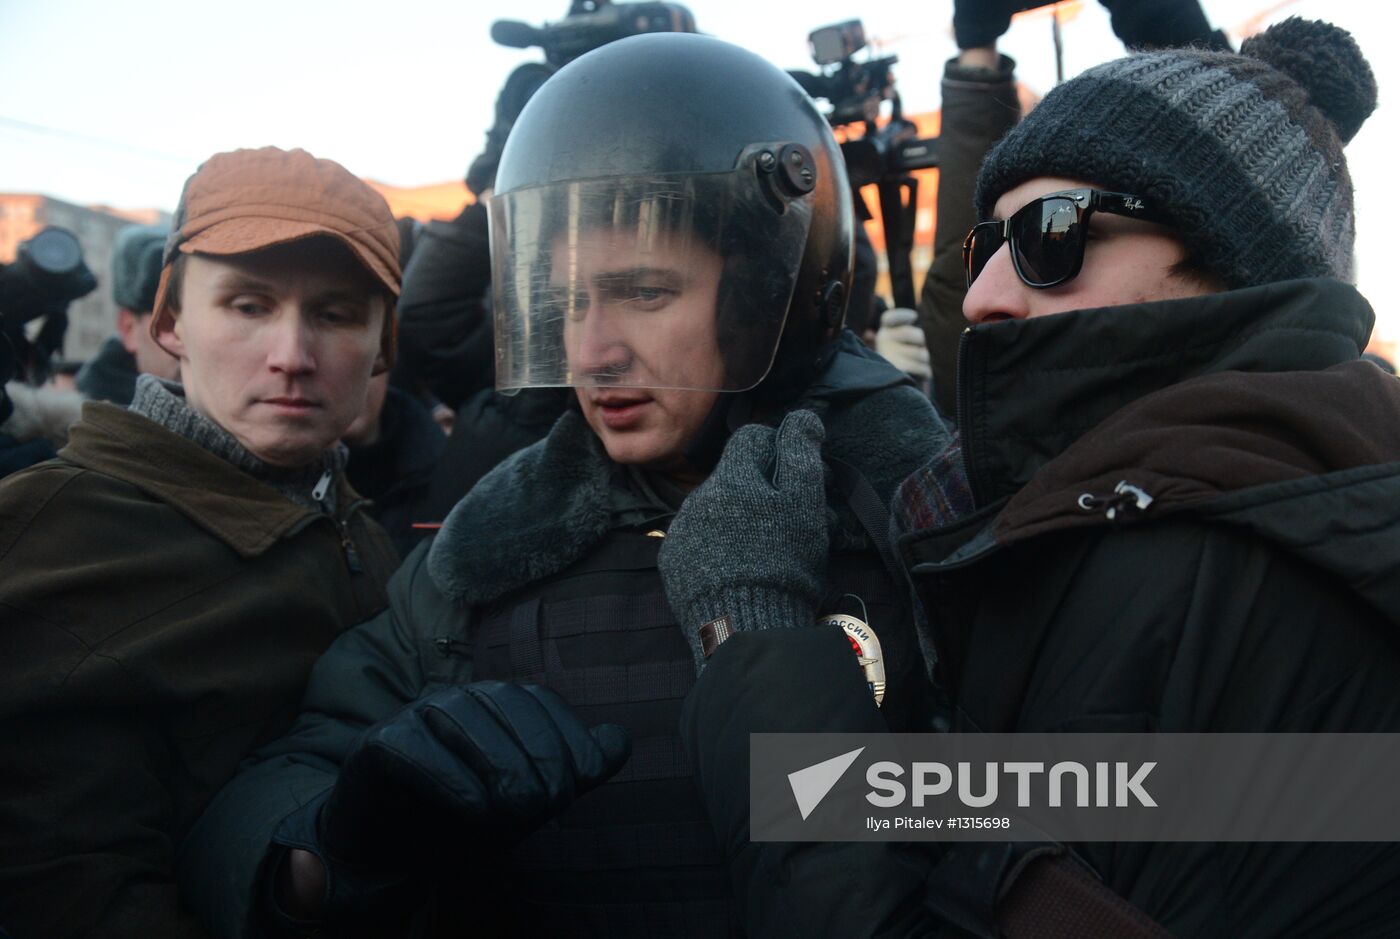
[682,391,753,475]
[682,328,845,475]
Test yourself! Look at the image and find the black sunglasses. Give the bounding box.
[963,188,1169,289]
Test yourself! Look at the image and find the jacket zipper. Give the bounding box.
[280,489,369,576]
[312,469,366,575]
[955,327,984,508]
[337,521,364,574]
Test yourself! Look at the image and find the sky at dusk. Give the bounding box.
[2,0,1393,335]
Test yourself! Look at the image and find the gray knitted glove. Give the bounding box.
[660,410,829,670]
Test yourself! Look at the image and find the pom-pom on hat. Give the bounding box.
[975,18,1378,289]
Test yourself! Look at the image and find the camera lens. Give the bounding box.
[24,228,84,277]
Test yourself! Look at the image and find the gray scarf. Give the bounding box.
[129,375,347,515]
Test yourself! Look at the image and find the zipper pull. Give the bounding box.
[339,523,363,574]
[312,469,333,506]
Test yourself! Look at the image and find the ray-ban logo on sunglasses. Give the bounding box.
[1124,197,1145,212]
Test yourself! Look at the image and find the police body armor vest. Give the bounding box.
[467,524,925,937]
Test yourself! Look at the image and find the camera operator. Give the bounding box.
[75,223,181,405]
[789,19,944,397]
[0,227,97,476]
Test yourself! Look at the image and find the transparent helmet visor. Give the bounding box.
[489,173,812,392]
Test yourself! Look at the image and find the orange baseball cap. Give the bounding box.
[151,146,402,360]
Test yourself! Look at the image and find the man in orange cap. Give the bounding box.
[0,147,403,938]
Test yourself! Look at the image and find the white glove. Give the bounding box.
[874,307,932,379]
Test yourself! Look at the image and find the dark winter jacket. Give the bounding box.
[0,403,398,939]
[177,335,951,937]
[418,387,570,523]
[394,202,494,411]
[394,200,569,521]
[74,336,140,405]
[345,385,447,556]
[681,278,1400,938]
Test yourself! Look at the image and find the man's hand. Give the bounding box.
[269,682,629,929]
[660,410,829,670]
[953,0,1020,50]
[1098,0,1228,51]
[875,308,933,380]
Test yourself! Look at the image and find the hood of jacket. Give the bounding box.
[429,335,949,605]
[919,277,1400,626]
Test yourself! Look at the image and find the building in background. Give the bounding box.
[367,179,472,223]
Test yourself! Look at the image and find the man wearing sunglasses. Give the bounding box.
[660,17,1400,936]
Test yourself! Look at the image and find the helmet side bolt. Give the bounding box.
[777,144,817,195]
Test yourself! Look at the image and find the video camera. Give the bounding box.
[789,19,938,309]
[0,226,97,392]
[468,0,698,195]
[491,0,697,69]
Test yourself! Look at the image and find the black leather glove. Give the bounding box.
[267,682,630,934]
[1098,0,1230,51]
[953,0,1021,50]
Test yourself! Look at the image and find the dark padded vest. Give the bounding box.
[466,522,927,937]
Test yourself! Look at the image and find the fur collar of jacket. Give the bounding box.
[429,379,946,605]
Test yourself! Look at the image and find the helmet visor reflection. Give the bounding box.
[489,173,812,393]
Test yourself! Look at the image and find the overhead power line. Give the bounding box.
[0,116,195,165]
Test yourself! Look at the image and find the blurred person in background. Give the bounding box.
[45,358,83,393]
[76,222,181,405]
[341,368,446,557]
[339,215,448,558]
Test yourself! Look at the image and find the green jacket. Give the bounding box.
[0,402,398,939]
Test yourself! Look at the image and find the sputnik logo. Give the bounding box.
[787,747,865,820]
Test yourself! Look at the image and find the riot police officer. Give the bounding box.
[179,33,950,937]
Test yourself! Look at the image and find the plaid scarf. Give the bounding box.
[890,429,975,537]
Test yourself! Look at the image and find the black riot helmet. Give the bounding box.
[489,32,854,405]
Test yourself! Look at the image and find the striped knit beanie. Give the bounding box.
[975,18,1377,289]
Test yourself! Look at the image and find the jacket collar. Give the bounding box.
[429,341,947,605]
[955,278,1374,509]
[60,402,346,558]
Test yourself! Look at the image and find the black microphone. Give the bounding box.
[491,19,544,49]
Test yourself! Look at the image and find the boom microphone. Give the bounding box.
[491,20,544,49]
